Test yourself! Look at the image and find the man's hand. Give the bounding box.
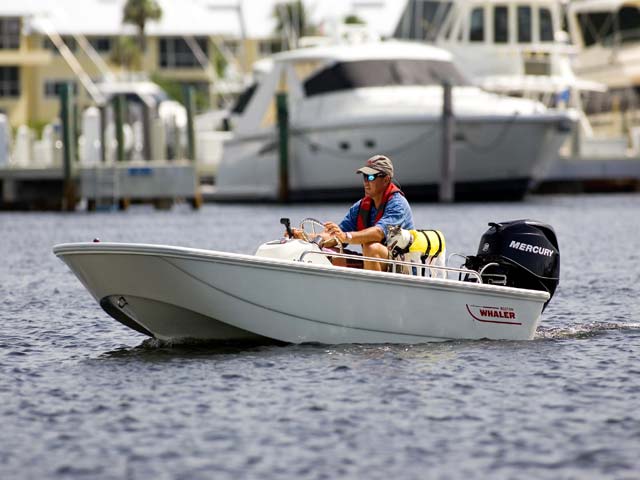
[285,228,306,240]
[323,222,347,243]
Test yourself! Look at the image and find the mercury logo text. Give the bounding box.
[509,241,554,257]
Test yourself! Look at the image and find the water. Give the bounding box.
[1,194,639,479]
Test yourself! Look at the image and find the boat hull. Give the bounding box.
[54,243,549,344]
[213,114,572,202]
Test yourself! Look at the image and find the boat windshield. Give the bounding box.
[303,59,469,97]
[577,6,640,47]
[231,83,257,114]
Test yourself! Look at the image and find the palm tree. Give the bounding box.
[273,0,317,49]
[110,36,142,70]
[122,0,162,52]
[344,14,365,25]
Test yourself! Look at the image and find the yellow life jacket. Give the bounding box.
[408,229,445,258]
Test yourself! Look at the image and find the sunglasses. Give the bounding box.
[362,173,386,182]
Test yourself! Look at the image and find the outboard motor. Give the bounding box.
[464,220,560,309]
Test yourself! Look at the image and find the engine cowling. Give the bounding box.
[464,220,560,309]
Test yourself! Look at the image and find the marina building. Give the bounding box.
[0,0,404,128]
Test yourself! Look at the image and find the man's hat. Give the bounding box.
[356,155,394,177]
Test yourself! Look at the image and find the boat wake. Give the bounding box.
[535,321,640,340]
[100,337,279,359]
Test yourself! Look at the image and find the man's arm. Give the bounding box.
[374,195,414,236]
[323,222,384,246]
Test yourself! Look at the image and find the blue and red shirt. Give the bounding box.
[339,186,414,241]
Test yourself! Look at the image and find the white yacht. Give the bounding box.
[212,40,575,202]
[567,0,640,102]
[392,0,603,132]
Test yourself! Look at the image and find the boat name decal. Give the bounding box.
[466,304,521,325]
[509,241,554,257]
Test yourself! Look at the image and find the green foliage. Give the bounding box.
[272,0,318,44]
[210,44,228,78]
[344,14,366,25]
[110,36,142,70]
[27,120,50,139]
[122,0,162,50]
[150,75,210,112]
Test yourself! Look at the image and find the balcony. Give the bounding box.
[0,47,51,66]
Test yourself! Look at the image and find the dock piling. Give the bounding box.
[114,94,126,162]
[59,82,77,211]
[183,85,196,162]
[440,81,455,203]
[276,92,289,202]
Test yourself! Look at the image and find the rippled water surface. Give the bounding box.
[1,194,639,479]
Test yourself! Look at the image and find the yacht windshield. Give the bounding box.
[231,83,257,114]
[577,7,640,46]
[303,59,469,97]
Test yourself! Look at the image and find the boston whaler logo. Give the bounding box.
[509,240,554,257]
[466,304,521,325]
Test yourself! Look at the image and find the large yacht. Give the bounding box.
[392,0,604,133]
[212,40,575,202]
[567,0,640,110]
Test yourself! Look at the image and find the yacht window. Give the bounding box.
[470,7,485,42]
[494,6,509,43]
[577,12,614,47]
[303,59,469,97]
[393,0,419,38]
[392,0,453,41]
[517,6,532,43]
[617,7,640,45]
[539,8,554,42]
[423,1,454,41]
[231,83,257,114]
[292,60,325,82]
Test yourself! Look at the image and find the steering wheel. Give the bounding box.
[299,217,343,253]
[299,217,325,238]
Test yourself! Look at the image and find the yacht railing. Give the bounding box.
[298,250,483,283]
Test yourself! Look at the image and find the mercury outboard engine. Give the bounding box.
[464,220,560,309]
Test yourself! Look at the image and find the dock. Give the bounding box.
[536,156,640,194]
[2,156,639,210]
[0,161,201,211]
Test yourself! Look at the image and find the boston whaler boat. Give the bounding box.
[53,219,559,344]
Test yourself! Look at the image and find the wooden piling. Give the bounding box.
[184,85,196,161]
[59,82,77,211]
[439,81,455,203]
[99,105,107,164]
[276,92,289,202]
[114,94,125,162]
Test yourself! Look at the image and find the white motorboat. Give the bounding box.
[53,219,560,344]
[212,40,576,202]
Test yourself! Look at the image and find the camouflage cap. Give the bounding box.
[356,155,394,178]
